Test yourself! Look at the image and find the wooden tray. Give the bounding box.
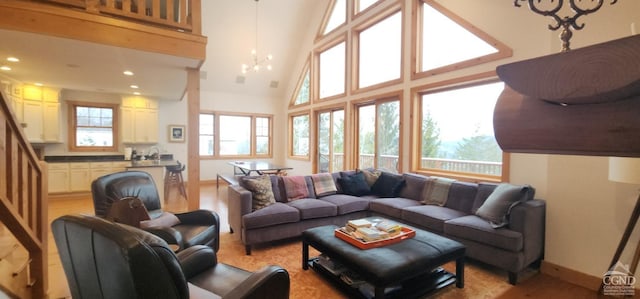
[334,226,415,250]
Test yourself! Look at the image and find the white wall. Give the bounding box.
[277,0,640,281]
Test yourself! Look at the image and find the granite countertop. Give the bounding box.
[44,154,176,167]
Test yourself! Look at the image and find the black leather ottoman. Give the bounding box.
[302,225,465,299]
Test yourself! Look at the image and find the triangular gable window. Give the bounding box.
[289,59,310,107]
[417,0,511,77]
[318,0,346,37]
[356,0,381,13]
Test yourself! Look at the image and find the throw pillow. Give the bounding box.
[421,177,456,206]
[475,183,533,228]
[140,212,181,229]
[338,172,370,196]
[311,173,338,197]
[243,175,276,211]
[282,175,309,201]
[359,168,381,187]
[370,172,405,198]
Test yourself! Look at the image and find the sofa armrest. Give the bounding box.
[508,199,546,264]
[228,185,254,234]
[222,265,290,299]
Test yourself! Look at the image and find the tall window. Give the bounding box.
[357,9,402,89]
[418,81,504,179]
[321,0,346,35]
[318,40,346,99]
[356,98,400,172]
[199,112,272,158]
[290,113,310,158]
[69,102,118,152]
[290,59,311,107]
[317,108,344,172]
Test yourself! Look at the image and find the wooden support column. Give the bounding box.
[186,68,200,211]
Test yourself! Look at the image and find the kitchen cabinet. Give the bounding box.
[48,163,69,193]
[121,97,158,144]
[69,163,91,192]
[90,162,114,183]
[18,85,61,143]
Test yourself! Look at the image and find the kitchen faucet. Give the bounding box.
[148,146,161,161]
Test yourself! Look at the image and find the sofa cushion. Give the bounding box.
[337,172,370,196]
[475,183,535,228]
[444,181,479,214]
[444,215,523,252]
[421,177,455,206]
[242,175,276,211]
[398,173,428,201]
[311,173,338,197]
[282,176,309,201]
[286,198,338,220]
[319,194,372,215]
[369,197,421,219]
[370,172,405,198]
[401,205,468,233]
[471,183,498,214]
[242,203,300,229]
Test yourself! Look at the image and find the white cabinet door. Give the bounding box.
[43,102,60,142]
[133,108,158,143]
[48,163,69,193]
[22,100,43,142]
[69,163,91,192]
[121,107,135,143]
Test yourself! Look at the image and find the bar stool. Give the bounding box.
[164,161,187,201]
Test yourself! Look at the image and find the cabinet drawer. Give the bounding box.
[90,162,113,169]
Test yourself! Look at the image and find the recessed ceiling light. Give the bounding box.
[133,91,141,95]
[7,57,19,62]
[123,70,134,76]
[0,66,11,71]
[34,82,43,86]
[130,85,139,89]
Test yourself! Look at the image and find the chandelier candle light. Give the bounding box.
[514,0,619,52]
[242,0,273,74]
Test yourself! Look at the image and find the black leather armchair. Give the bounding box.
[52,214,290,299]
[92,170,220,252]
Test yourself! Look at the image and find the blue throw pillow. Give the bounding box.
[370,172,405,198]
[338,172,370,196]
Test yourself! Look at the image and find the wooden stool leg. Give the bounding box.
[178,172,187,199]
[164,170,172,201]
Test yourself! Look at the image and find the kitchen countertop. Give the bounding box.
[127,160,179,168]
[44,154,174,163]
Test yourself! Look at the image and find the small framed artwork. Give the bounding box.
[168,125,185,143]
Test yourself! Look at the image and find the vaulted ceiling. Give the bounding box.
[0,0,321,101]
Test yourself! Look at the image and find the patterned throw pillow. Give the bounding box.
[359,168,381,187]
[244,175,276,211]
[311,173,338,197]
[282,176,309,201]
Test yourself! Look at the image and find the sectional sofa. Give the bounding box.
[228,170,545,284]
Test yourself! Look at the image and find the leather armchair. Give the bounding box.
[92,170,220,252]
[52,214,290,299]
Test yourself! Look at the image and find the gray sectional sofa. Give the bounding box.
[228,170,545,284]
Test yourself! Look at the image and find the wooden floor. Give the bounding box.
[42,183,605,299]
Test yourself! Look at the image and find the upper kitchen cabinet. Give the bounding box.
[121,96,159,144]
[18,84,61,143]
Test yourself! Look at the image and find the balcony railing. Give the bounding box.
[320,153,501,177]
[43,0,198,32]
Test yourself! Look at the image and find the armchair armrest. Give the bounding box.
[228,185,254,235]
[143,226,184,249]
[174,209,220,226]
[177,245,218,279]
[222,265,290,299]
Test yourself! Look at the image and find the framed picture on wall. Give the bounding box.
[168,125,185,143]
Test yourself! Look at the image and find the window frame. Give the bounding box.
[288,110,311,161]
[198,111,273,159]
[313,34,348,102]
[313,103,347,173]
[352,2,404,94]
[288,56,312,108]
[410,72,509,182]
[352,91,403,172]
[67,101,119,152]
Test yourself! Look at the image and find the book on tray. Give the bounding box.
[342,219,404,241]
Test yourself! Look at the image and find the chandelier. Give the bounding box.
[241,0,273,74]
[514,0,619,52]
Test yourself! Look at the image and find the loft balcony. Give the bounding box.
[0,0,205,61]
